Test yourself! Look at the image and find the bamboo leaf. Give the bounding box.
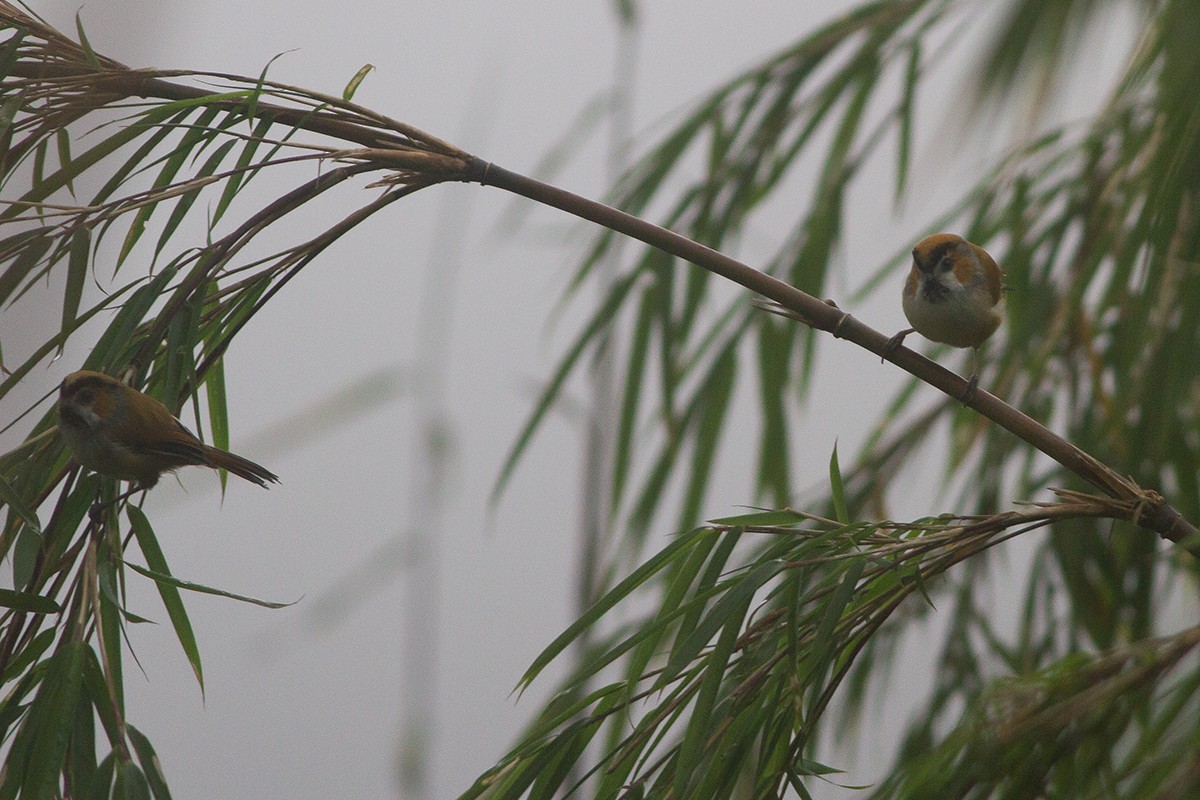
[79,645,120,757]
[829,443,848,524]
[126,725,172,800]
[0,230,52,307]
[61,225,89,345]
[342,64,375,101]
[116,106,222,269]
[114,760,152,800]
[12,526,41,590]
[659,560,781,690]
[74,11,102,69]
[517,527,715,693]
[125,506,204,694]
[55,128,75,196]
[211,114,274,226]
[204,354,230,490]
[0,473,41,534]
[805,558,862,717]
[709,509,804,526]
[611,283,656,512]
[94,560,128,716]
[0,629,54,684]
[154,139,236,260]
[122,560,295,610]
[0,588,59,614]
[755,317,794,506]
[673,607,746,798]
[894,38,920,200]
[492,270,639,505]
[676,345,737,530]
[19,641,87,799]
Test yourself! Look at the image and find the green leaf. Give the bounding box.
[829,443,848,524]
[755,316,794,506]
[127,725,173,800]
[85,267,174,367]
[673,606,746,798]
[69,655,99,792]
[708,509,805,526]
[611,286,655,510]
[56,128,76,196]
[204,355,230,489]
[247,52,291,120]
[116,106,222,270]
[96,556,128,712]
[114,760,152,800]
[805,558,863,717]
[125,506,204,695]
[19,641,87,799]
[492,270,639,505]
[0,628,55,684]
[0,473,41,534]
[5,110,184,223]
[0,588,59,614]
[13,525,41,590]
[122,560,295,610]
[61,225,90,346]
[894,38,920,200]
[517,527,714,693]
[89,753,118,800]
[0,91,21,159]
[0,230,52,307]
[86,109,189,211]
[658,559,780,689]
[79,638,122,748]
[211,114,274,226]
[676,344,737,530]
[342,64,375,101]
[153,138,236,260]
[75,11,102,69]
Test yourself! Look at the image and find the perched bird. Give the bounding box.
[57,370,278,494]
[885,233,1005,399]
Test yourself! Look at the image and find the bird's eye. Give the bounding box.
[939,256,954,271]
[76,388,94,404]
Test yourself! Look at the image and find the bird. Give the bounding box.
[57,370,278,497]
[884,233,1005,400]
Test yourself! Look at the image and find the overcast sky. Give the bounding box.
[6,2,1137,798]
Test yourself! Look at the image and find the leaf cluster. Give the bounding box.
[0,0,1198,797]
[0,4,463,795]
[479,0,1200,796]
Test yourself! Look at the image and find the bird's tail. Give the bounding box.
[203,445,279,487]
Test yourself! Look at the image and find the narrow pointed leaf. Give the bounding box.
[0,588,59,613]
[125,506,204,694]
[122,561,295,609]
[829,443,848,524]
[126,725,172,800]
[74,11,102,69]
[517,526,714,692]
[0,473,41,533]
[60,226,89,344]
[343,64,375,101]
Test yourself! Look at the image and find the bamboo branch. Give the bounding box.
[2,1,1193,553]
[463,157,1199,555]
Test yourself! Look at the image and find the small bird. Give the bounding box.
[884,233,1005,399]
[57,370,278,495]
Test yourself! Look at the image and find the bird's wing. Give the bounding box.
[118,393,209,465]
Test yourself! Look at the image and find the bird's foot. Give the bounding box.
[882,329,914,363]
[87,501,109,524]
[961,374,980,405]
